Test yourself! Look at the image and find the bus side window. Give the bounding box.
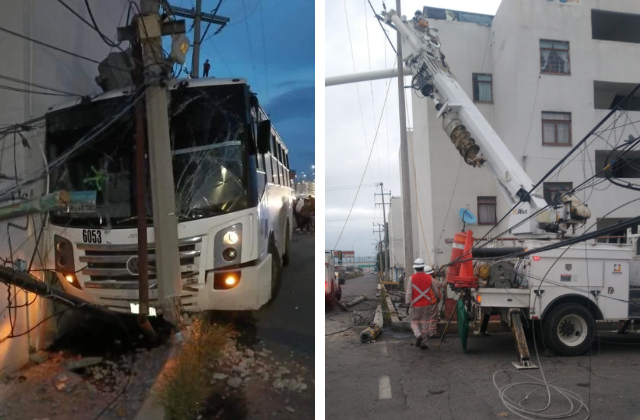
[276,144,284,185]
[272,155,280,185]
[257,152,265,171]
[264,153,273,184]
[270,134,280,185]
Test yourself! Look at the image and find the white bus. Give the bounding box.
[44,78,293,313]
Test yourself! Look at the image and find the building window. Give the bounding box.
[593,81,640,111]
[540,40,570,74]
[477,197,496,225]
[592,10,640,44]
[472,73,493,103]
[542,112,571,146]
[543,182,572,205]
[595,150,640,178]
[596,218,638,244]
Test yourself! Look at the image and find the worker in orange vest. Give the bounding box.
[405,258,441,349]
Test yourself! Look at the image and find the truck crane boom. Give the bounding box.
[383,9,590,236]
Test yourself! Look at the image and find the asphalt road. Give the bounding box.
[254,231,315,366]
[326,273,640,420]
[242,231,315,419]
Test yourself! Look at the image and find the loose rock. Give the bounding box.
[228,377,243,388]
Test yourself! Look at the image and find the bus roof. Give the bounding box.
[46,77,249,114]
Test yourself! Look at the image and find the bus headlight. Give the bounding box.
[223,231,239,245]
[214,224,242,268]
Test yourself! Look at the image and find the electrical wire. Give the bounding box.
[342,0,371,153]
[333,62,395,251]
[447,135,640,266]
[0,24,130,72]
[0,73,84,97]
[0,85,146,199]
[241,0,257,87]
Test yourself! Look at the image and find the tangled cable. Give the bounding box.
[492,368,590,420]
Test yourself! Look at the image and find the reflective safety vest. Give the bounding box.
[411,272,437,307]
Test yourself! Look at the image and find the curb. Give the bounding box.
[379,283,402,328]
[133,341,180,420]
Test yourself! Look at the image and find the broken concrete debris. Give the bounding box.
[345,295,367,307]
[65,356,104,371]
[227,377,243,388]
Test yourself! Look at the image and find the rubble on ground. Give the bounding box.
[209,336,310,396]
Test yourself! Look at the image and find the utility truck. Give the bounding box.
[384,9,639,366]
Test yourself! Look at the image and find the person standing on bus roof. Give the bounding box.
[406,258,441,349]
[203,59,211,78]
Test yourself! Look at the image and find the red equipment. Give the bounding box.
[448,230,478,288]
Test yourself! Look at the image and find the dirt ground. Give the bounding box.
[0,344,172,420]
[0,318,314,420]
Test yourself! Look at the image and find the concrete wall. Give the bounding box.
[403,0,640,268]
[388,197,404,270]
[0,0,131,375]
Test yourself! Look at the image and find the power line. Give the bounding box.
[0,24,126,71]
[225,0,259,27]
[0,73,83,96]
[241,0,257,85]
[333,64,395,251]
[258,0,270,110]
[342,0,371,154]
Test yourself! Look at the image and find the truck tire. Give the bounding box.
[334,284,342,301]
[268,242,282,303]
[542,303,594,357]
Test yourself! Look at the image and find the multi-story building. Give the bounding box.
[0,0,130,373]
[387,196,404,281]
[400,0,640,269]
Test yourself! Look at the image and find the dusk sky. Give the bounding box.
[173,0,315,178]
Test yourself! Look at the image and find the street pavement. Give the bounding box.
[254,231,315,366]
[242,231,315,419]
[326,273,640,420]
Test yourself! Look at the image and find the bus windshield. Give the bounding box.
[46,83,251,228]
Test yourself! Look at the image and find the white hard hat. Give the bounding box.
[413,258,425,268]
[424,265,434,274]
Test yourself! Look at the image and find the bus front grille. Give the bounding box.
[78,236,203,287]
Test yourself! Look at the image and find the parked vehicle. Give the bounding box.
[326,251,341,303]
[385,9,640,362]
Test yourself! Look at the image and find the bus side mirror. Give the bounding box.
[257,120,271,154]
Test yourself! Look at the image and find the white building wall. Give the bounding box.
[404,0,640,268]
[0,0,131,374]
[388,197,404,271]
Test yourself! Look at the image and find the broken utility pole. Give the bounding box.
[132,35,155,340]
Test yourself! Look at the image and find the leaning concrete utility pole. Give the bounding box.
[395,0,415,281]
[139,0,182,325]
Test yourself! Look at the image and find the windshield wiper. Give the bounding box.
[178,207,224,220]
[115,215,154,225]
